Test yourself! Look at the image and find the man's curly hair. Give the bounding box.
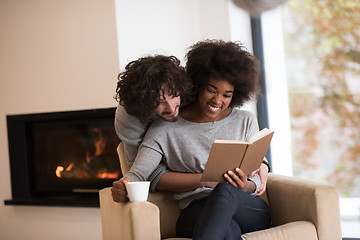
[185,39,261,108]
[115,55,190,123]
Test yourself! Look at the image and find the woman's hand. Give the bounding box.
[224,168,255,194]
[111,177,130,202]
[249,159,269,196]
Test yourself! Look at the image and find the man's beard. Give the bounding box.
[167,115,179,122]
[161,112,179,122]
[161,105,179,122]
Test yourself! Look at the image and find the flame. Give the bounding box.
[65,162,74,171]
[56,162,119,179]
[54,127,120,179]
[97,172,119,179]
[56,166,64,178]
[55,163,74,178]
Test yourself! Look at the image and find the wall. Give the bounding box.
[115,0,232,69]
[0,0,251,239]
[0,0,119,239]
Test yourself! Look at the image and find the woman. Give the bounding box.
[117,39,271,239]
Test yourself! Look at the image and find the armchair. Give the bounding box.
[100,142,342,240]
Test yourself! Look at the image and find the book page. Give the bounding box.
[214,139,248,144]
[240,130,274,175]
[249,128,273,143]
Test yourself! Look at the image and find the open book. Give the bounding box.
[200,128,274,182]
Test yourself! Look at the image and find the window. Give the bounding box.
[260,1,360,237]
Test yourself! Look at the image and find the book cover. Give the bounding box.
[200,128,274,182]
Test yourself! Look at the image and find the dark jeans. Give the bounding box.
[176,182,271,240]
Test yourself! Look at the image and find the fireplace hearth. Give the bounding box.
[4,107,121,207]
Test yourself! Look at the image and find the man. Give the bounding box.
[113,55,191,193]
[114,55,190,167]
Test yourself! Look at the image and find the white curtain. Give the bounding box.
[231,0,288,16]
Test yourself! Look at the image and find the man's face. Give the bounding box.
[154,85,181,122]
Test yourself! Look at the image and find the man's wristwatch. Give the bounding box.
[262,160,271,173]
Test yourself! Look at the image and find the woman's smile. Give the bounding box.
[207,103,221,112]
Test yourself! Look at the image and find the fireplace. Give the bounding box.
[5,107,121,207]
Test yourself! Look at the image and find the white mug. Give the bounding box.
[125,181,150,202]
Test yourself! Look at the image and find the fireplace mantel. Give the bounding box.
[4,193,100,207]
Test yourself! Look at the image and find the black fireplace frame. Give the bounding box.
[4,107,119,208]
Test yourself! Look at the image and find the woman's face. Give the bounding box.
[197,77,234,122]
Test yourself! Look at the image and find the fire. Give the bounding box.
[55,162,75,178]
[56,166,64,178]
[65,162,74,171]
[55,162,120,179]
[97,172,120,179]
[54,128,121,179]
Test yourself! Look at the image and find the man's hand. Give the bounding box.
[249,159,269,196]
[111,177,130,202]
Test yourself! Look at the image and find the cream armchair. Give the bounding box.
[100,143,342,240]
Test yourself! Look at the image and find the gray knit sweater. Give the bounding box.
[114,104,167,188]
[125,108,262,209]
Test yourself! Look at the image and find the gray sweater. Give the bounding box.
[125,108,261,209]
[114,104,167,187]
[114,104,149,165]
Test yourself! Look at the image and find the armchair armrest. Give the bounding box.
[266,174,342,240]
[99,187,161,240]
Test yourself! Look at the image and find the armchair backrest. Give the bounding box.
[117,142,130,176]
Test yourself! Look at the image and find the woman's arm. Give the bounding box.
[255,160,269,195]
[156,171,218,192]
[124,145,163,181]
[249,158,269,196]
[111,146,162,202]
